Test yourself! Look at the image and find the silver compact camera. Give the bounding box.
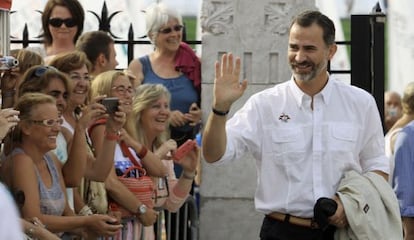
[0,56,19,70]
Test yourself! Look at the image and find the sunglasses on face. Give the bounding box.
[48,18,76,28]
[158,25,184,34]
[29,118,64,127]
[30,66,58,79]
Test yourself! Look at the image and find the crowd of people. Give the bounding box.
[1,0,414,240]
[1,0,200,239]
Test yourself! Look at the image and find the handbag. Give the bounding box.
[80,178,108,214]
[80,119,109,214]
[108,141,155,217]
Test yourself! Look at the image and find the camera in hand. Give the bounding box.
[0,56,19,70]
[172,139,196,161]
[101,97,119,115]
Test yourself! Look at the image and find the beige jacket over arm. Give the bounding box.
[335,170,403,240]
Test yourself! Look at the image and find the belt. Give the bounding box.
[266,212,319,229]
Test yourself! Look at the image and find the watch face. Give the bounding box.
[139,204,147,214]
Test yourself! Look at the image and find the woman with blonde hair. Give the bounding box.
[124,84,199,239]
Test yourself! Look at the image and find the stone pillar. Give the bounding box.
[199,0,315,239]
[0,9,10,55]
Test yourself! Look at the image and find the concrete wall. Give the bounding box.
[199,0,315,239]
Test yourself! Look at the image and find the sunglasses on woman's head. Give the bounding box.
[48,18,76,28]
[158,25,184,34]
[30,66,58,79]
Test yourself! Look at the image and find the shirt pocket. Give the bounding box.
[328,124,358,151]
[270,127,306,165]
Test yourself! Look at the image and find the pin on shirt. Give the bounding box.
[279,113,290,123]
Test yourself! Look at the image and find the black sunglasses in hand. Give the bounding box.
[48,18,77,28]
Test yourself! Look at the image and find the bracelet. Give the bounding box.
[2,89,16,98]
[136,145,148,159]
[212,107,229,116]
[104,130,120,141]
[182,171,196,180]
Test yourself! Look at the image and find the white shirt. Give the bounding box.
[0,183,24,239]
[212,75,389,217]
[384,127,401,185]
[62,117,75,134]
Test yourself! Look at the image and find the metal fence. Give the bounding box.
[114,196,199,240]
[9,1,202,66]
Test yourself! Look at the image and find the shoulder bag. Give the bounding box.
[108,141,155,217]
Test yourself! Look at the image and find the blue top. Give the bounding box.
[139,55,199,133]
[393,120,414,217]
[12,148,66,216]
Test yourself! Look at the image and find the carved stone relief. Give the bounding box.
[264,1,293,35]
[200,1,234,35]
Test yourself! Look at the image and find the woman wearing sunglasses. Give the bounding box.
[0,93,122,238]
[128,4,202,238]
[128,1,201,179]
[28,0,84,64]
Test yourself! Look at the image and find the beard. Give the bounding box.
[290,58,328,82]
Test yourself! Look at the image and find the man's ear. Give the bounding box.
[97,53,107,67]
[328,44,337,60]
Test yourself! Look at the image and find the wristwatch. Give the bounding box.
[137,204,147,215]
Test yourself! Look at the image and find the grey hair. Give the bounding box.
[144,2,183,45]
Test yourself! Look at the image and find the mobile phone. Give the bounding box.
[101,97,119,114]
[172,139,196,162]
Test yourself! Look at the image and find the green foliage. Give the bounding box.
[341,18,351,41]
[341,18,351,57]
[183,16,198,41]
